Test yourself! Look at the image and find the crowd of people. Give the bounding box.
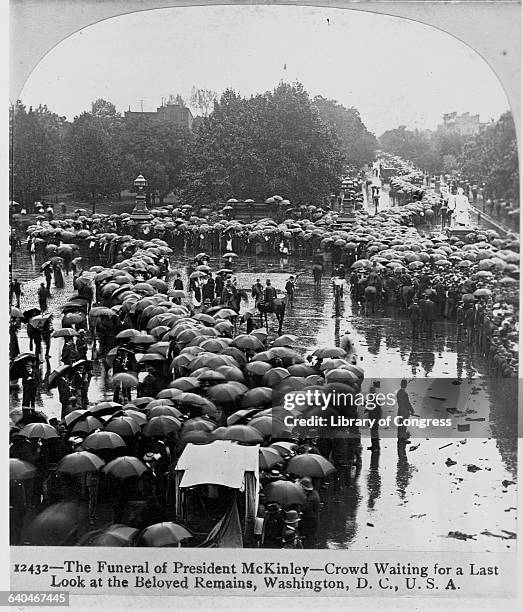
[20,189,433,267]
[9,160,519,548]
[9,234,366,547]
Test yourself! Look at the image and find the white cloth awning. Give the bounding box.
[177,440,259,490]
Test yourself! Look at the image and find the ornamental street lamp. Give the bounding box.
[130,174,153,223]
[339,178,353,216]
[335,177,356,225]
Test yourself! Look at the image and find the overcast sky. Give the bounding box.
[19,5,509,135]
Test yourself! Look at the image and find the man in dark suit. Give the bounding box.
[396,379,415,443]
[419,296,436,339]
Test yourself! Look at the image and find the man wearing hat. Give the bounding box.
[202,273,215,303]
[84,469,100,525]
[261,468,285,488]
[456,301,466,341]
[173,273,184,291]
[407,297,421,340]
[76,329,88,360]
[38,282,49,314]
[220,279,237,309]
[261,502,285,548]
[419,294,436,339]
[281,510,303,549]
[64,395,81,416]
[61,337,79,366]
[241,310,255,334]
[21,362,38,410]
[264,279,277,309]
[201,298,213,313]
[298,477,321,548]
[142,453,159,499]
[214,272,224,301]
[251,279,264,307]
[285,275,296,307]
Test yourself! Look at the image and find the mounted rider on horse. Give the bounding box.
[257,279,286,334]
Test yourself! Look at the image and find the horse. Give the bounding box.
[364,285,378,315]
[312,264,323,288]
[258,299,286,335]
[399,285,416,311]
[226,289,249,312]
[224,289,249,333]
[352,279,366,305]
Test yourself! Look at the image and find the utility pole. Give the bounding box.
[140,99,144,112]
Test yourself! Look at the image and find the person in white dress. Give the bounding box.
[453,187,471,226]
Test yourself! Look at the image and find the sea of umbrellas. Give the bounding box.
[12,167,519,545]
[12,228,369,546]
[23,189,434,262]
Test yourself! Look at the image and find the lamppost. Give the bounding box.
[130,174,153,223]
[347,190,356,213]
[339,178,356,224]
[340,178,351,214]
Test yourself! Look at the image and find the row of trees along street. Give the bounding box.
[10,82,377,208]
[379,111,519,202]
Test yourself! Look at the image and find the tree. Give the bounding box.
[379,126,438,171]
[91,98,119,118]
[460,111,518,200]
[442,154,459,174]
[64,106,123,200]
[380,111,518,202]
[380,124,474,174]
[183,82,345,205]
[313,96,377,169]
[261,83,344,202]
[119,117,194,203]
[10,101,66,206]
[190,87,218,117]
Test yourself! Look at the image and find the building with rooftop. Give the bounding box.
[124,101,193,130]
[439,112,481,136]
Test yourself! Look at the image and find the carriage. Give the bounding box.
[171,441,259,547]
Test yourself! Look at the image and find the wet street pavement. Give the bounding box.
[10,246,517,552]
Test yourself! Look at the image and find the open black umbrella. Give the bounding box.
[143,415,182,437]
[52,328,78,338]
[10,458,37,481]
[286,454,336,478]
[103,456,147,480]
[23,308,41,322]
[10,353,37,379]
[259,447,282,470]
[56,451,105,475]
[105,416,140,437]
[24,501,85,545]
[19,423,59,440]
[263,480,306,507]
[90,525,139,547]
[48,364,72,388]
[137,522,193,547]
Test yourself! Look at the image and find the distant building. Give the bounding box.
[438,112,482,136]
[124,101,193,130]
